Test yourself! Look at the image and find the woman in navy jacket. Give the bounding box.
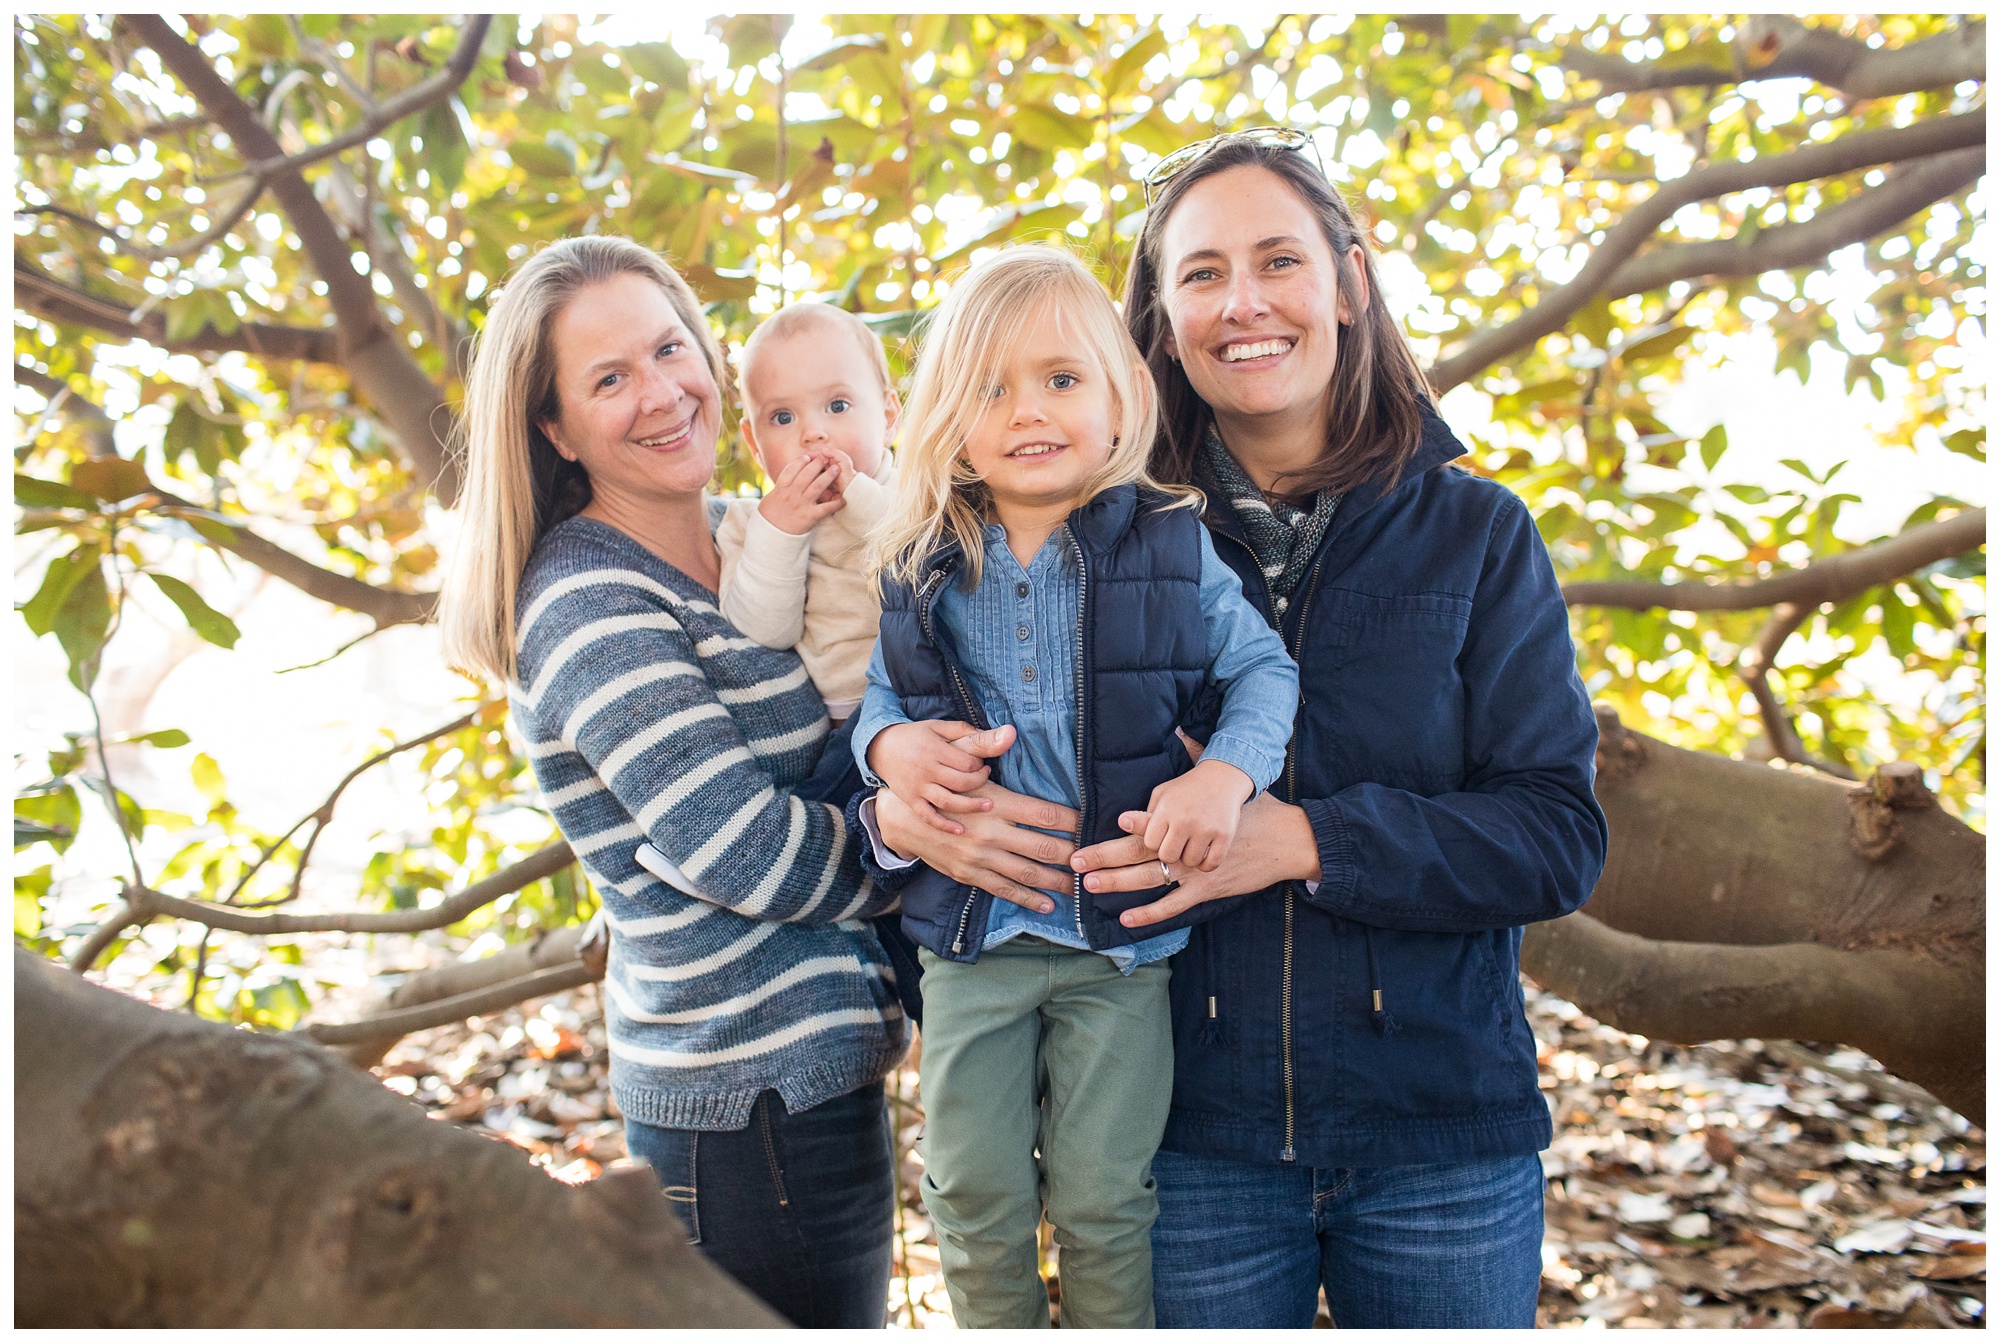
[870,131,1607,1327]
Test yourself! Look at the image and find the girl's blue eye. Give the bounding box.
[828,398,851,414]
[983,384,1005,400]
[1049,372,1078,390]
[772,409,796,426]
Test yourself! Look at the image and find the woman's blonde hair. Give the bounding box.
[437,236,729,684]
[869,244,1191,590]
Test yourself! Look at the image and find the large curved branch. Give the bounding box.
[1606,147,1986,299]
[123,841,574,936]
[1521,911,1980,1122]
[1427,112,1986,392]
[15,365,116,456]
[1564,17,1985,100]
[301,959,597,1047]
[1737,602,1856,778]
[1562,506,1984,612]
[120,15,462,499]
[155,498,438,627]
[15,255,339,363]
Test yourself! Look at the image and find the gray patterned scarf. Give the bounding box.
[1192,425,1338,615]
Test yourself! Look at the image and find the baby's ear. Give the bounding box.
[881,386,902,437]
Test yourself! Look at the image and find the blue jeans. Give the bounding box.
[1150,1148,1545,1328]
[625,1083,894,1328]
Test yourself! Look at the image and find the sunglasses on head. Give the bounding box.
[1139,126,1329,206]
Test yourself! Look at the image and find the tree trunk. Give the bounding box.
[1523,710,1984,1124]
[14,950,782,1328]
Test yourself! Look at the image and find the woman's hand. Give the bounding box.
[867,721,1017,834]
[874,781,1078,914]
[1070,792,1321,928]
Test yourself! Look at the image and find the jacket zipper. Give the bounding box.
[918,562,989,954]
[1210,518,1319,1166]
[1277,553,1325,1164]
[1064,523,1091,944]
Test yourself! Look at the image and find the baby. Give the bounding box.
[716,303,900,721]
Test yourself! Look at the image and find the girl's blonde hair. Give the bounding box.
[870,244,1192,590]
[437,236,729,685]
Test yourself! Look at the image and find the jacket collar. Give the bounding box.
[1198,401,1467,534]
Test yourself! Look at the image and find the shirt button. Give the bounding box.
[1021,665,1037,683]
[1015,582,1030,599]
[1016,624,1031,641]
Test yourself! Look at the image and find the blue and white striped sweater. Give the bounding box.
[510,514,906,1130]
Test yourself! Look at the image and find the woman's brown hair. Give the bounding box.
[1123,137,1434,502]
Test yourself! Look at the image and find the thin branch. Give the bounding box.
[68,893,147,974]
[1427,111,1986,392]
[17,175,264,262]
[276,624,392,673]
[205,17,492,186]
[1759,1039,1943,1113]
[298,958,597,1046]
[1605,147,1986,300]
[120,15,464,497]
[1740,602,1857,779]
[1562,507,1986,612]
[128,840,575,937]
[14,365,116,456]
[221,707,486,907]
[15,254,340,363]
[1564,17,1985,101]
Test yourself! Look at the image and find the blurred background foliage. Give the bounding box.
[12,13,1985,1023]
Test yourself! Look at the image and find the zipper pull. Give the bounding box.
[1280,1145,1296,1163]
[951,936,964,954]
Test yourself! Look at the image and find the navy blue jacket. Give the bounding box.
[877,484,1226,961]
[1167,406,1607,1168]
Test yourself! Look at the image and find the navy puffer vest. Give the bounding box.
[878,483,1231,962]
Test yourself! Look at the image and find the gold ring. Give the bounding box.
[1158,859,1172,885]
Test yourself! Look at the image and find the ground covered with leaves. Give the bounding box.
[375,981,1983,1329]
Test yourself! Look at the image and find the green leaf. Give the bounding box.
[15,865,50,936]
[145,572,241,649]
[19,547,99,638]
[1013,103,1094,152]
[421,98,468,192]
[68,455,154,504]
[191,752,228,807]
[14,474,99,509]
[53,562,113,691]
[623,40,689,89]
[1722,484,1770,505]
[1698,424,1728,471]
[15,790,79,854]
[1617,325,1693,362]
[1943,428,1985,462]
[1879,585,1916,660]
[120,728,191,749]
[509,139,578,177]
[237,975,311,1031]
[1105,28,1168,100]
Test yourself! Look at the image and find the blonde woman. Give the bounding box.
[848,245,1298,1327]
[437,236,1053,1326]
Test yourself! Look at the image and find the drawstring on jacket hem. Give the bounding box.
[1361,923,1398,1036]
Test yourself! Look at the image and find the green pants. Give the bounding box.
[916,937,1173,1329]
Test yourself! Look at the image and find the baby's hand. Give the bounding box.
[867,721,1017,834]
[758,453,847,535]
[1142,758,1255,872]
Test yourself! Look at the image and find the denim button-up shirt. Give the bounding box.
[855,519,1298,971]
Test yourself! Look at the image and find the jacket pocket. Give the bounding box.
[1301,589,1471,795]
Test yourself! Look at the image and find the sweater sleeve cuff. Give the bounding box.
[1198,732,1285,796]
[743,505,818,567]
[1298,796,1357,911]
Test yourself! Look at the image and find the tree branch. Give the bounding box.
[1520,910,1980,1122]
[125,841,575,936]
[68,894,146,973]
[1605,147,1986,299]
[300,959,597,1046]
[1426,112,1986,392]
[119,15,463,498]
[1562,507,1985,612]
[15,254,339,363]
[1564,17,1985,101]
[18,174,265,263]
[1740,602,1856,779]
[15,365,116,456]
[223,707,487,907]
[210,18,492,185]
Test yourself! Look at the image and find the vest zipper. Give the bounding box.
[1064,522,1091,945]
[918,561,989,955]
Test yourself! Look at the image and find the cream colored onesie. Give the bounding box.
[715,458,896,721]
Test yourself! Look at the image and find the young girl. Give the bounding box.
[850,245,1298,1327]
